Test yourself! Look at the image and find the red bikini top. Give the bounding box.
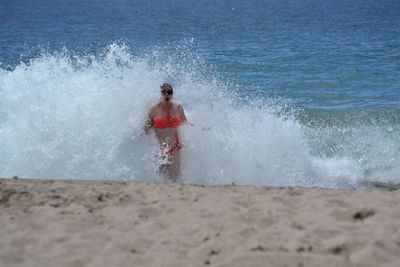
[153,102,181,129]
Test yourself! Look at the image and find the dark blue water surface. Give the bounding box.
[1,0,400,109]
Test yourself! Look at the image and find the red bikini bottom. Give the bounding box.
[160,134,183,158]
[166,141,183,155]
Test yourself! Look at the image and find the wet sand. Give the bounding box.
[1,178,400,267]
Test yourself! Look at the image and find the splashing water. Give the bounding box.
[0,44,399,188]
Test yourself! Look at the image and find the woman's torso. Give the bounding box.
[153,102,181,147]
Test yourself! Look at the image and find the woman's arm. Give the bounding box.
[178,104,188,124]
[178,104,194,126]
[144,107,154,134]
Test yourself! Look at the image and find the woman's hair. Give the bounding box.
[160,83,173,90]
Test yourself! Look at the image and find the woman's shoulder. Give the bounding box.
[151,101,162,109]
[148,103,160,115]
[173,102,183,109]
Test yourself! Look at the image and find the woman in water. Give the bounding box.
[144,83,188,181]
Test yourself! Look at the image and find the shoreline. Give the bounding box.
[1,178,399,266]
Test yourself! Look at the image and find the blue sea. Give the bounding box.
[1,0,400,188]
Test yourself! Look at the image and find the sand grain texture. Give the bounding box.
[1,179,400,267]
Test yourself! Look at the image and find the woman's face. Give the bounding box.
[161,88,173,102]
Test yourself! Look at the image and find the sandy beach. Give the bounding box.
[1,178,400,267]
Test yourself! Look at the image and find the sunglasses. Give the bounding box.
[161,90,173,96]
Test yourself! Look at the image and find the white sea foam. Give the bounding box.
[0,44,398,188]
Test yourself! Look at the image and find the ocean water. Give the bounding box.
[1,0,400,188]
